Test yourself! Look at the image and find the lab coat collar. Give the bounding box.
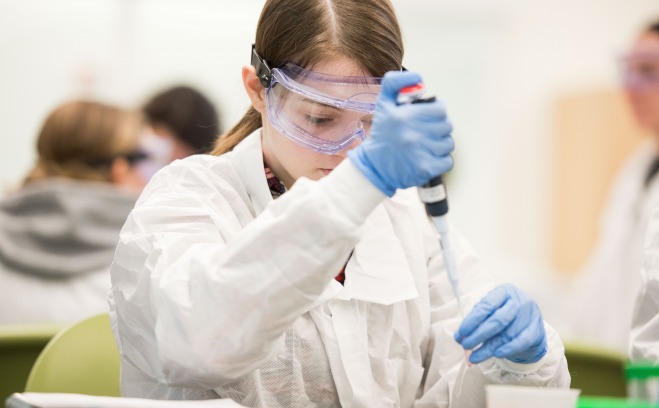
[231,129,418,305]
[230,130,273,215]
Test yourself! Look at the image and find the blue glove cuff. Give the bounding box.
[347,149,397,197]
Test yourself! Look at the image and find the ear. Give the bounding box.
[242,65,266,114]
[110,156,130,185]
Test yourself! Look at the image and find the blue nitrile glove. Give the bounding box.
[454,283,548,365]
[347,71,454,197]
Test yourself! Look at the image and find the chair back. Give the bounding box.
[0,323,64,403]
[565,341,628,397]
[25,314,120,396]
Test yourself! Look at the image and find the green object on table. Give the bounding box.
[25,314,121,397]
[0,322,64,404]
[625,362,659,404]
[565,342,628,397]
[578,397,659,408]
[626,363,659,380]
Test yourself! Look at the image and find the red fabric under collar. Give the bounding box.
[263,162,345,285]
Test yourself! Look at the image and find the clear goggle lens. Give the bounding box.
[620,52,659,89]
[265,64,381,154]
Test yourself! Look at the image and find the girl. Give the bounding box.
[110,0,570,406]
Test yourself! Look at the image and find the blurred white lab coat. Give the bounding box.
[109,130,569,407]
[630,197,659,362]
[560,138,659,353]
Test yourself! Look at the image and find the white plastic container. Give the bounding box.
[486,384,581,408]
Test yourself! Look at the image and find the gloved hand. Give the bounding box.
[454,283,548,365]
[348,71,454,197]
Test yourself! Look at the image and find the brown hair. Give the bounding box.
[23,100,142,184]
[212,0,404,155]
[143,85,220,153]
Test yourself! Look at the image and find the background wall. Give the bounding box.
[1,0,658,310]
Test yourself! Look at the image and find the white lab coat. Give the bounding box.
[109,130,569,407]
[560,138,659,353]
[630,198,659,362]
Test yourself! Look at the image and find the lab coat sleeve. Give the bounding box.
[110,158,385,389]
[413,220,570,407]
[630,203,659,362]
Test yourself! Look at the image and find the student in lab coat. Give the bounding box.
[109,0,570,406]
[560,18,659,354]
[628,19,659,363]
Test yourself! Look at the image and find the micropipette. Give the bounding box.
[397,85,465,318]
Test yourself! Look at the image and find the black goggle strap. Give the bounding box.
[251,44,272,88]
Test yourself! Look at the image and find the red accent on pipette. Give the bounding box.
[397,83,426,104]
[400,83,425,94]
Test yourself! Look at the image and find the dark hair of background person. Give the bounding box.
[211,0,403,156]
[23,101,142,185]
[143,86,220,154]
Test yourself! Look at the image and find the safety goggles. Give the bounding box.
[619,51,659,89]
[252,46,382,154]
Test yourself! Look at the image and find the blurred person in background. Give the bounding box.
[0,100,154,325]
[628,20,659,363]
[560,18,659,354]
[141,85,221,171]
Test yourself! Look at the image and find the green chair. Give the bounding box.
[0,322,64,404]
[565,341,628,398]
[25,313,121,397]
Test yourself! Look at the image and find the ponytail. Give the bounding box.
[212,106,262,156]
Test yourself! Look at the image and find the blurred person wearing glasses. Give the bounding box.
[561,19,659,354]
[0,100,160,325]
[629,20,659,363]
[141,85,221,168]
